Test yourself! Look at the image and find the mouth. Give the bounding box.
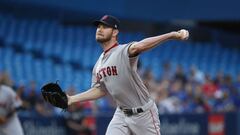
[97,33,103,36]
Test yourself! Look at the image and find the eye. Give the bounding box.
[102,25,108,28]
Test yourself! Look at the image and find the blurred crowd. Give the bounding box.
[141,62,240,114]
[1,61,240,117]
[1,61,240,135]
[0,71,94,135]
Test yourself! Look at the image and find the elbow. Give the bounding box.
[129,44,142,56]
[95,88,107,99]
[132,46,141,54]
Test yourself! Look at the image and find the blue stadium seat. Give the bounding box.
[0,14,240,92]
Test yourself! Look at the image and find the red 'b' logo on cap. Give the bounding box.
[102,15,108,21]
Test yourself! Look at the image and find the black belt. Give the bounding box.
[120,107,144,116]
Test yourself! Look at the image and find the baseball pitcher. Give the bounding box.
[51,15,189,135]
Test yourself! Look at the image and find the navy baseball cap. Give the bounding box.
[93,15,120,29]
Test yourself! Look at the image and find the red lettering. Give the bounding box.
[112,66,118,75]
[97,73,102,80]
[96,74,100,82]
[107,67,111,76]
[102,68,107,77]
[97,66,117,79]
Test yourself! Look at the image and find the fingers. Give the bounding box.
[178,29,189,40]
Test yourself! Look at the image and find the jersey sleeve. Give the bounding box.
[121,42,139,70]
[91,68,107,91]
[91,68,100,88]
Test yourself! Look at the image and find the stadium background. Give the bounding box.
[0,0,240,135]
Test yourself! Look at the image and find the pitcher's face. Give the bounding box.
[96,24,114,43]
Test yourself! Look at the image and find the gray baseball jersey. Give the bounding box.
[91,43,150,108]
[0,85,24,135]
[91,43,161,135]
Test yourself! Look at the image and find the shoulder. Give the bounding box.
[1,85,11,91]
[117,42,137,50]
[120,42,137,47]
[116,42,138,57]
[0,85,15,94]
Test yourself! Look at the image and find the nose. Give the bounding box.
[97,28,102,33]
[97,27,101,33]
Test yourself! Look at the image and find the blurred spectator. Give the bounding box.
[142,69,157,92]
[232,74,240,109]
[185,82,194,99]
[174,65,187,85]
[192,96,211,113]
[64,103,92,135]
[156,80,183,113]
[219,74,234,92]
[202,75,218,98]
[214,71,224,86]
[213,91,235,112]
[155,80,170,111]
[234,74,240,92]
[0,71,13,87]
[158,96,182,114]
[34,98,54,117]
[189,65,205,84]
[161,61,173,80]
[25,87,38,110]
[169,80,185,99]
[2,61,240,115]
[16,85,29,110]
[95,96,115,116]
[24,81,42,112]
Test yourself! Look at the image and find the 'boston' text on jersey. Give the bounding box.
[97,66,118,80]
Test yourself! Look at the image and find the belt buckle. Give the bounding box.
[122,109,133,116]
[121,108,143,116]
[137,108,143,113]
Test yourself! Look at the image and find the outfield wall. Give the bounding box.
[19,112,240,135]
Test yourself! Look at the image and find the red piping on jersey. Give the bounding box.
[104,43,118,54]
[150,110,160,135]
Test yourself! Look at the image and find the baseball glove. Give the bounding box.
[41,82,68,110]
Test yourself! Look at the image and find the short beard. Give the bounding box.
[96,36,112,43]
[96,30,113,43]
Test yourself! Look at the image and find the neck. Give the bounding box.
[101,39,118,52]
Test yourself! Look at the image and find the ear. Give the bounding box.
[112,29,119,37]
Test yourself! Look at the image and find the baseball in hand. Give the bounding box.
[177,29,189,40]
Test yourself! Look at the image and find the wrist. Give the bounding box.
[171,31,180,39]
